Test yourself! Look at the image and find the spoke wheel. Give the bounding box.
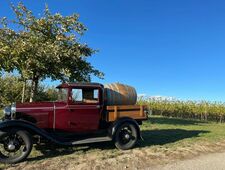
[114,123,138,150]
[0,130,33,164]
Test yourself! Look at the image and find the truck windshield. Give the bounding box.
[57,88,68,101]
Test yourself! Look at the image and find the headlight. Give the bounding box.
[11,103,16,114]
[3,106,11,116]
[3,103,16,117]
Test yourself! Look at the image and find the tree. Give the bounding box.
[0,3,104,102]
[34,85,58,102]
[0,75,24,107]
[0,74,59,107]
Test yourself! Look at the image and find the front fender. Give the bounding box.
[0,120,71,146]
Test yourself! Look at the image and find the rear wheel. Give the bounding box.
[114,123,138,150]
[0,129,33,164]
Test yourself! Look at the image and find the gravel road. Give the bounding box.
[152,152,225,170]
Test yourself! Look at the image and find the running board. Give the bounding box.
[71,136,112,145]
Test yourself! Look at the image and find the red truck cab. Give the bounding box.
[15,83,105,132]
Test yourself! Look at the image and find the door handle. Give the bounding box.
[69,121,76,126]
[69,108,74,112]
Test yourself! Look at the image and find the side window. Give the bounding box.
[71,88,99,104]
[72,89,83,102]
[93,89,99,100]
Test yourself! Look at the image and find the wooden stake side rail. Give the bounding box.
[106,105,148,122]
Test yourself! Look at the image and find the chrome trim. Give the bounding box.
[11,103,16,119]
[53,102,56,130]
[17,107,54,110]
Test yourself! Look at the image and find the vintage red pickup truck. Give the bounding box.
[0,82,148,163]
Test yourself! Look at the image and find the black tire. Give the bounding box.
[0,129,33,164]
[114,123,138,150]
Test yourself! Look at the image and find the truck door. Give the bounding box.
[66,87,101,132]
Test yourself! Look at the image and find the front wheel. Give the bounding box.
[0,129,33,164]
[114,123,138,150]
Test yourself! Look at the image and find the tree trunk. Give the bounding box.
[204,111,208,121]
[219,115,223,123]
[29,77,39,102]
[201,113,203,121]
[21,79,26,103]
[29,80,34,102]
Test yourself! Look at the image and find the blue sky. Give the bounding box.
[1,0,225,101]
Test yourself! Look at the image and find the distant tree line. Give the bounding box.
[0,74,58,107]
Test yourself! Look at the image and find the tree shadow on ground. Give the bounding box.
[148,116,207,126]
[26,128,209,162]
[139,129,209,147]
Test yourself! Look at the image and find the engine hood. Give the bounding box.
[16,101,67,112]
[12,101,67,129]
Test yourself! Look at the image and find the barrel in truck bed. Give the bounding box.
[106,105,148,122]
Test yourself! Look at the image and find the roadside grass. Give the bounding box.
[141,116,225,144]
[2,116,225,169]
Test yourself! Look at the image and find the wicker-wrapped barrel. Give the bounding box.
[104,83,137,106]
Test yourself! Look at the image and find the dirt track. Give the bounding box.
[4,140,225,170]
[153,151,225,170]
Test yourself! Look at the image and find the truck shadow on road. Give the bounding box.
[27,128,209,162]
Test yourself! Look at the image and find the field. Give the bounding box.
[2,116,225,170]
[139,100,225,122]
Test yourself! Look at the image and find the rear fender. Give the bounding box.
[109,117,142,140]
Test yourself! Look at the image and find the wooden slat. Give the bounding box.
[106,105,148,122]
[107,105,141,110]
[114,106,118,120]
[140,105,143,117]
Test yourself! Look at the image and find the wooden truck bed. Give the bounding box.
[106,105,148,122]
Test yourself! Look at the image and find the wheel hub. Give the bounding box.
[124,134,130,140]
[4,139,20,152]
[8,143,16,151]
